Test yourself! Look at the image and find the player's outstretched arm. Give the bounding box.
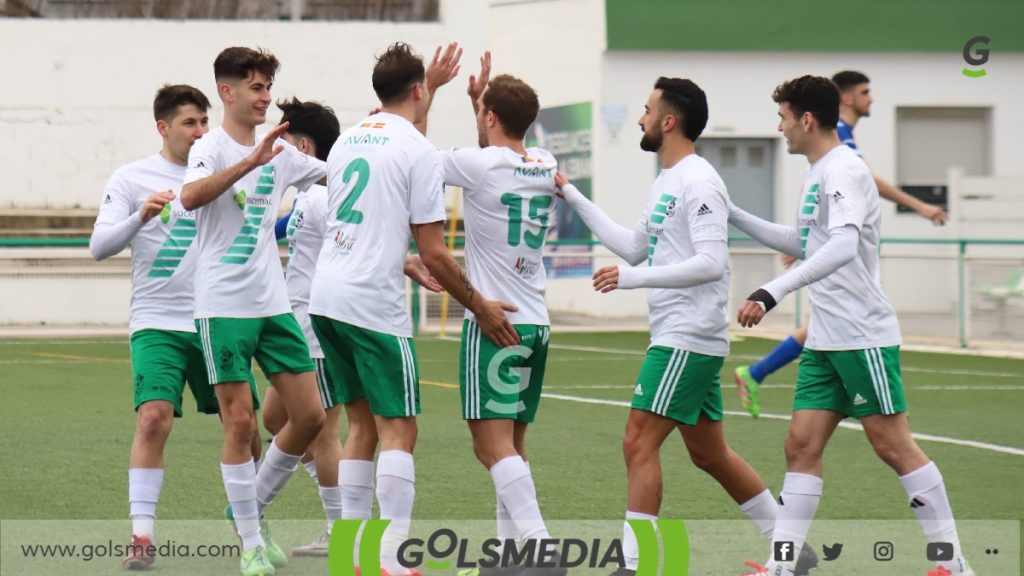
[737,224,859,328]
[594,240,728,293]
[555,172,647,265]
[412,220,520,347]
[90,189,174,261]
[875,175,946,225]
[727,200,803,258]
[414,42,463,136]
[180,122,289,211]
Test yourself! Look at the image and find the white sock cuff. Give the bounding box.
[900,461,942,496]
[625,510,658,521]
[319,485,343,504]
[490,456,530,491]
[377,451,415,482]
[266,440,302,470]
[303,460,318,479]
[339,459,375,488]
[128,468,164,503]
[782,472,823,496]
[221,460,258,500]
[739,489,775,514]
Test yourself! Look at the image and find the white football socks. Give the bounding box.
[377,450,415,575]
[319,485,344,535]
[491,456,550,543]
[739,488,779,539]
[901,461,968,571]
[622,511,657,570]
[255,440,301,508]
[128,468,163,538]
[222,460,263,551]
[772,473,823,567]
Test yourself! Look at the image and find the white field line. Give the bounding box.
[429,337,1024,379]
[539,392,1024,457]
[544,384,1024,391]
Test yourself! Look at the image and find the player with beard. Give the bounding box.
[557,78,817,576]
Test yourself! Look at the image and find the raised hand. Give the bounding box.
[248,122,289,167]
[467,51,492,105]
[425,42,463,93]
[139,190,175,223]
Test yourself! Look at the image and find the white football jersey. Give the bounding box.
[285,184,328,358]
[94,154,198,335]
[640,155,731,357]
[798,145,901,350]
[184,127,325,319]
[441,147,556,326]
[309,112,446,337]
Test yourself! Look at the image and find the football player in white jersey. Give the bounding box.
[733,70,947,417]
[90,83,262,565]
[558,78,816,576]
[269,97,443,557]
[439,52,564,575]
[731,75,971,576]
[90,84,261,570]
[308,42,518,576]
[181,47,328,576]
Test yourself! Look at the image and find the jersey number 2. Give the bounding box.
[500,193,552,249]
[336,158,369,224]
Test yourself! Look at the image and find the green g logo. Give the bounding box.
[629,518,689,576]
[234,190,247,210]
[159,204,172,224]
[962,35,991,78]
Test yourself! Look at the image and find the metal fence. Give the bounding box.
[2,237,1022,350]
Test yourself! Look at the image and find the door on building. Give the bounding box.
[895,107,991,213]
[696,138,776,247]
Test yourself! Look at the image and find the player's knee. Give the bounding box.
[262,409,286,437]
[688,446,725,473]
[784,430,821,465]
[868,435,907,468]
[295,407,326,439]
[622,431,653,465]
[136,404,172,443]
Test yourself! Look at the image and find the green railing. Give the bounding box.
[4,235,1021,347]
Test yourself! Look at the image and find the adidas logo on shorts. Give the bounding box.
[634,383,643,395]
[853,393,868,406]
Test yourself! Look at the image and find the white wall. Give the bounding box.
[0,0,489,208]
[598,51,1024,314]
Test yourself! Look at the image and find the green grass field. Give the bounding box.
[1,333,1022,574]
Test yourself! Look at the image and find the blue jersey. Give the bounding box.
[836,119,861,157]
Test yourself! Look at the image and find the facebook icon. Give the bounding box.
[774,541,795,562]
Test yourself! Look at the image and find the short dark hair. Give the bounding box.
[372,42,425,106]
[772,75,840,130]
[653,77,708,142]
[153,84,211,122]
[214,47,280,83]
[831,70,870,93]
[277,97,341,162]
[481,75,540,140]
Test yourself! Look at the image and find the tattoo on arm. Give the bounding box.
[460,269,475,306]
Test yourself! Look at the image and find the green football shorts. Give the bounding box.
[130,329,259,416]
[311,315,419,418]
[794,346,906,418]
[632,346,724,425]
[195,313,315,384]
[459,320,550,422]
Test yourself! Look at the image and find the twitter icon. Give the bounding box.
[822,543,843,561]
